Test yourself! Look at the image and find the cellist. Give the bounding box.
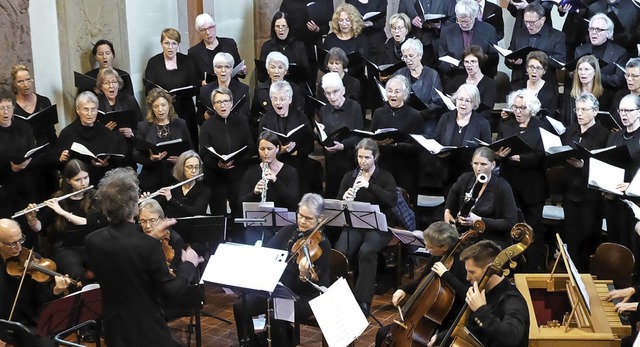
[452,240,529,347]
[376,221,469,347]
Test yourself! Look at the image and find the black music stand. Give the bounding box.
[0,319,37,346]
[241,202,296,228]
[37,285,102,337]
[172,215,227,255]
[62,224,104,248]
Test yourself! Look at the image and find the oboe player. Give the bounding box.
[335,138,397,315]
[444,147,518,249]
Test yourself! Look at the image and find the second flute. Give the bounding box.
[139,173,204,203]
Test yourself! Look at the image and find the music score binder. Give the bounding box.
[97,109,135,129]
[13,104,58,129]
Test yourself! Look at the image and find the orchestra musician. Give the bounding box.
[453,240,529,347]
[375,221,468,347]
[54,91,126,185]
[199,87,254,216]
[0,219,71,346]
[239,131,300,244]
[335,138,397,315]
[85,39,133,96]
[24,159,102,281]
[154,150,210,219]
[233,193,331,347]
[84,167,200,347]
[445,147,519,249]
[606,286,640,347]
[134,88,193,193]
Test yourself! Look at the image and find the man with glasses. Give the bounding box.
[0,219,71,344]
[437,0,499,80]
[584,0,640,57]
[506,2,566,87]
[575,13,628,89]
[188,13,245,86]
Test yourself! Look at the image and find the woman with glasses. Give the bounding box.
[376,13,413,66]
[315,47,362,107]
[134,88,193,194]
[494,89,550,272]
[559,55,612,127]
[259,11,309,73]
[96,67,143,139]
[138,199,188,272]
[434,84,491,190]
[610,58,640,126]
[510,51,558,120]
[152,150,210,219]
[144,28,199,147]
[556,93,610,271]
[394,38,445,137]
[196,52,250,125]
[444,45,498,123]
[603,94,640,255]
[259,80,319,195]
[199,88,253,217]
[25,159,102,282]
[85,39,133,95]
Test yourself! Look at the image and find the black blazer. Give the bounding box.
[507,25,567,86]
[587,0,640,51]
[482,1,505,42]
[575,40,629,89]
[437,21,499,77]
[187,38,242,81]
[434,110,492,146]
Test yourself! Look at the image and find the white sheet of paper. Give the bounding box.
[539,127,563,152]
[274,297,296,322]
[309,278,368,347]
[622,199,640,220]
[433,88,455,110]
[545,116,566,135]
[587,158,625,195]
[439,55,460,66]
[626,170,640,197]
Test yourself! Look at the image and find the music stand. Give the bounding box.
[62,224,104,248]
[241,202,296,228]
[0,319,37,346]
[201,243,291,345]
[37,285,102,337]
[172,215,227,255]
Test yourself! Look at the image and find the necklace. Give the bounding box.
[156,123,170,138]
[458,125,465,133]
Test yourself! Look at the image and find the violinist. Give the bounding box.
[445,147,519,249]
[375,221,468,347]
[0,219,70,344]
[84,167,200,346]
[452,240,529,347]
[233,193,331,347]
[138,199,188,274]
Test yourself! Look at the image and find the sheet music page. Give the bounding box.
[439,55,461,66]
[545,116,566,135]
[274,298,296,322]
[562,243,591,312]
[539,127,563,153]
[587,158,624,195]
[309,277,368,347]
[433,88,455,110]
[626,170,640,197]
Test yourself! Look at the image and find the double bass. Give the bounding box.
[439,223,533,347]
[382,220,486,347]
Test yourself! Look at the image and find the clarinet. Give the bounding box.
[260,162,269,203]
[345,169,362,201]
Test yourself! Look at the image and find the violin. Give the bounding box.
[160,229,176,276]
[439,223,533,347]
[6,248,81,287]
[289,219,328,282]
[382,220,485,347]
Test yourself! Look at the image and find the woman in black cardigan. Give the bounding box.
[259,11,309,77]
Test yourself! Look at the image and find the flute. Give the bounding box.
[138,173,203,203]
[12,185,95,218]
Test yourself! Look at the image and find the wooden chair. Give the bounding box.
[590,242,635,289]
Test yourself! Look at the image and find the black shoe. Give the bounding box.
[359,301,371,316]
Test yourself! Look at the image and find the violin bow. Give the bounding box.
[9,249,35,321]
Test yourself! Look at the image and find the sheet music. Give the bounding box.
[274,298,295,322]
[439,55,460,66]
[309,278,368,347]
[626,170,640,197]
[587,158,625,195]
[389,227,426,247]
[433,88,455,110]
[562,243,591,312]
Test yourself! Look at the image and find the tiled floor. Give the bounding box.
[168,265,424,347]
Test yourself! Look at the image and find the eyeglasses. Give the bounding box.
[184,165,201,171]
[387,89,403,96]
[297,213,317,223]
[456,18,473,26]
[199,26,216,33]
[457,98,472,104]
[79,107,97,114]
[215,65,231,70]
[527,65,544,71]
[625,73,640,79]
[324,89,343,97]
[574,107,595,113]
[102,80,119,86]
[618,109,639,115]
[511,105,528,112]
[213,99,232,106]
[463,59,479,65]
[16,78,33,85]
[275,24,288,30]
[0,105,13,112]
[401,53,418,61]
[139,218,160,226]
[523,17,542,26]
[390,25,406,32]
[588,27,607,34]
[162,41,179,47]
[338,18,352,24]
[271,97,288,103]
[0,235,25,249]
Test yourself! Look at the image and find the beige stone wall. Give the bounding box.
[0,0,33,86]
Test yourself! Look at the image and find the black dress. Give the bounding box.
[144,53,199,147]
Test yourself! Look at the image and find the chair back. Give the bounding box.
[329,249,353,287]
[590,242,635,288]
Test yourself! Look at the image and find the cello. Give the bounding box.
[382,220,486,347]
[439,223,533,347]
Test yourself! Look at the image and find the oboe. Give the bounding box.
[139,173,203,203]
[345,169,362,201]
[458,173,488,219]
[12,186,95,218]
[260,162,269,203]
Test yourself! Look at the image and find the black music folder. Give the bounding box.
[365,58,406,77]
[477,135,532,156]
[264,124,306,143]
[576,143,630,168]
[11,143,50,164]
[69,142,124,161]
[131,137,187,157]
[13,104,58,128]
[596,111,622,132]
[143,78,196,97]
[314,121,352,147]
[205,145,247,162]
[493,45,538,62]
[97,109,135,130]
[353,128,410,142]
[74,71,97,92]
[562,55,608,71]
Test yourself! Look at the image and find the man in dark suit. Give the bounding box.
[398,0,456,67]
[575,13,628,90]
[437,0,499,80]
[84,168,200,347]
[187,13,246,86]
[506,2,566,87]
[586,0,640,56]
[477,0,505,41]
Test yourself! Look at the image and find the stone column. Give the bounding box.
[0,0,33,85]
